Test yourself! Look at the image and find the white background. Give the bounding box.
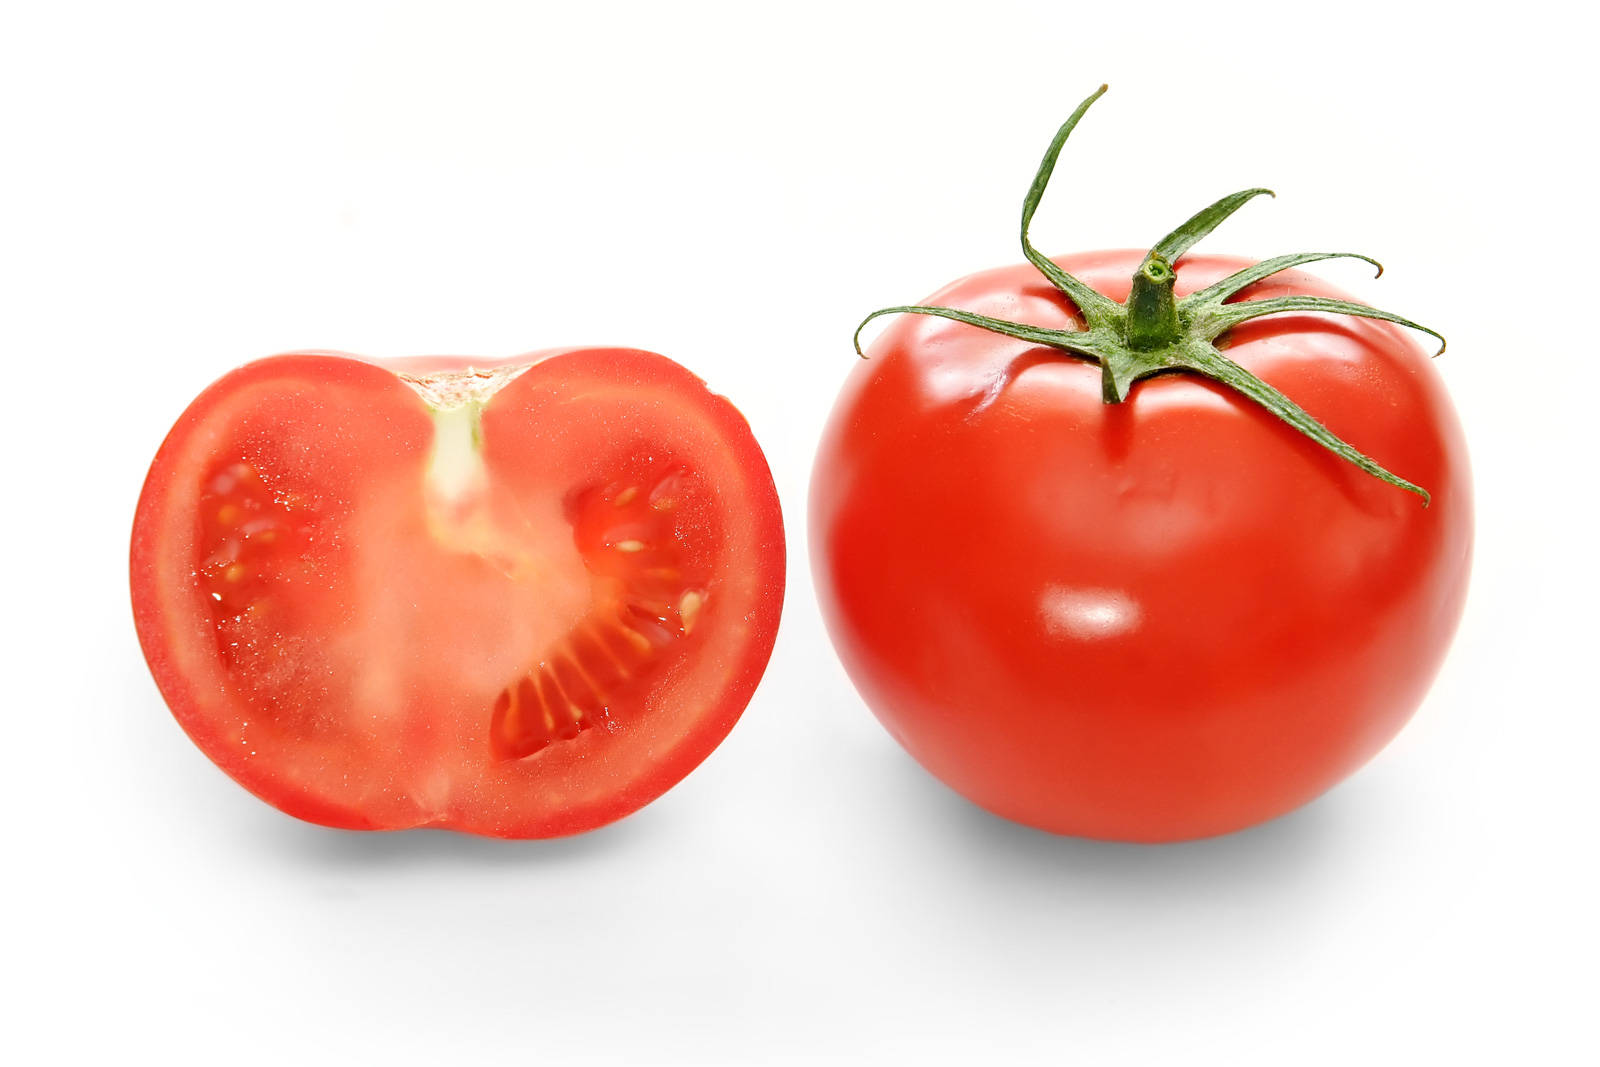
[4,2,1595,1063]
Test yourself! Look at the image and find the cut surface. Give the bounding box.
[489,464,712,761]
[132,349,784,837]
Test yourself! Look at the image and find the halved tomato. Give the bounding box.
[131,348,784,837]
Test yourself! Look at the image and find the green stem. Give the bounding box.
[1124,255,1180,351]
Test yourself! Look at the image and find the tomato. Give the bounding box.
[811,90,1471,842]
[132,348,784,837]
[813,250,1471,841]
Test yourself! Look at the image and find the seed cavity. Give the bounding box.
[488,462,712,762]
[198,458,306,619]
[193,455,345,738]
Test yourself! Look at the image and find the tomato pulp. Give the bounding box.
[132,348,784,837]
[812,252,1472,842]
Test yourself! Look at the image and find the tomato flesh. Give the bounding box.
[133,348,784,837]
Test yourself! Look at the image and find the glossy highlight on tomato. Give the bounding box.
[132,348,784,837]
[812,250,1472,842]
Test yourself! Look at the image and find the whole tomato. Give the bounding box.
[810,89,1471,842]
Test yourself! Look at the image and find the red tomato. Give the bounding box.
[132,348,784,837]
[812,251,1471,842]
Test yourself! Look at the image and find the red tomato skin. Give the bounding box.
[811,252,1472,842]
[132,348,784,837]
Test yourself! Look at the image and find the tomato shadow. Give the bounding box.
[253,804,662,870]
[889,752,1350,897]
[851,752,1376,986]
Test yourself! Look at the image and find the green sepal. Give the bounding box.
[1018,86,1121,327]
[1189,252,1384,306]
[853,305,1106,361]
[1148,187,1274,264]
[1194,294,1446,357]
[1179,342,1431,504]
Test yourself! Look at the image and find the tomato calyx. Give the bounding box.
[853,84,1446,504]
